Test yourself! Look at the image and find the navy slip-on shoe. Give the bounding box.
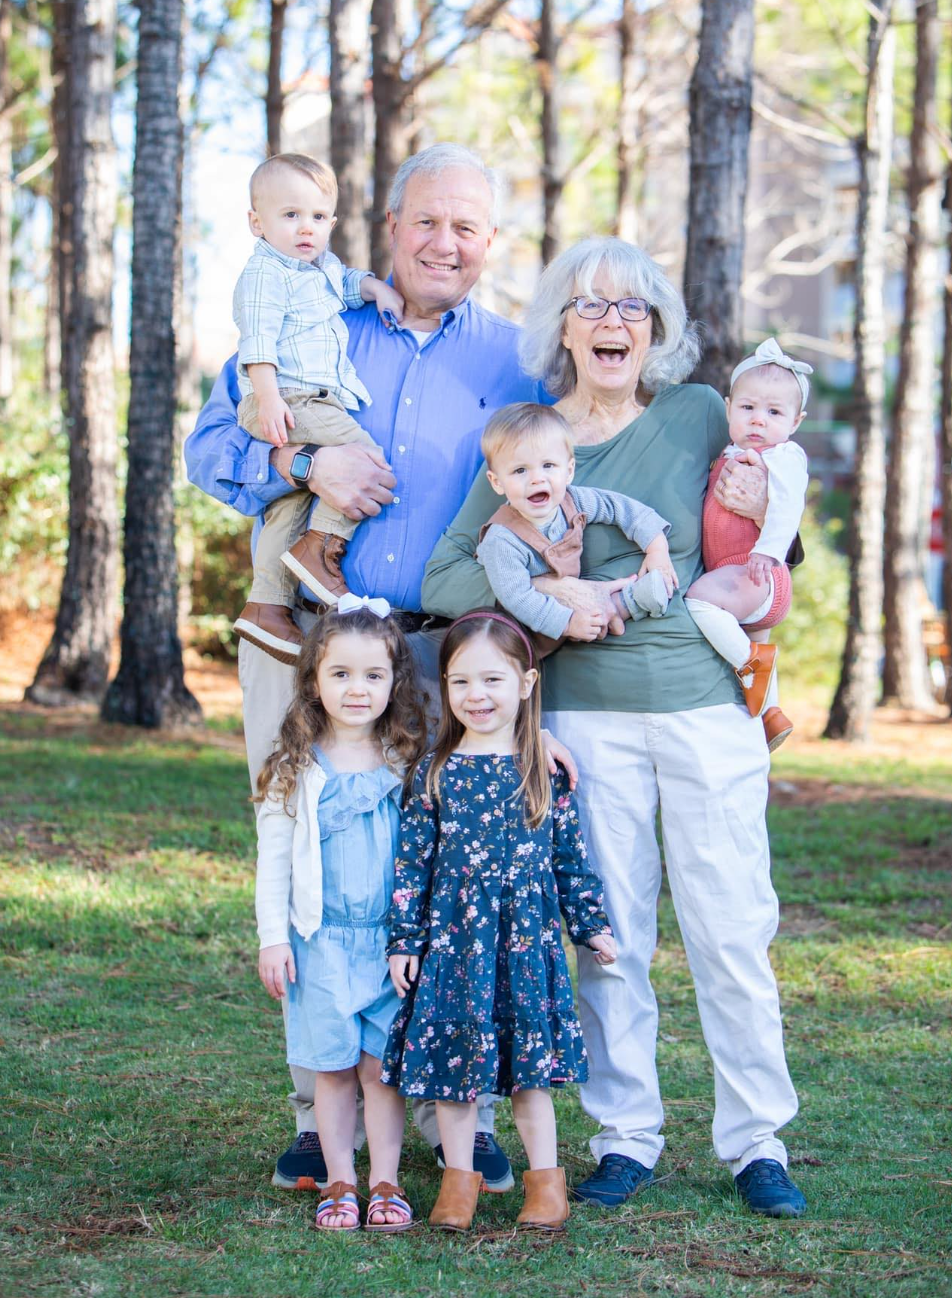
[734,1158,806,1218]
[435,1132,515,1192]
[272,1131,329,1190]
[571,1153,654,1206]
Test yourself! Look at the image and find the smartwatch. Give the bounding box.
[288,444,320,488]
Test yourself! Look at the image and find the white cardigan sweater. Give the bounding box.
[255,760,329,949]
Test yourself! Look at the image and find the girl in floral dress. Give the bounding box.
[382,611,616,1232]
[255,596,427,1232]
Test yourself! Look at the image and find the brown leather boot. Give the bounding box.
[734,642,778,718]
[763,706,794,752]
[516,1167,570,1232]
[281,532,350,605]
[233,602,303,664]
[428,1168,483,1231]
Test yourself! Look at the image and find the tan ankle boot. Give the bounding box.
[516,1166,570,1231]
[734,642,778,717]
[429,1167,483,1231]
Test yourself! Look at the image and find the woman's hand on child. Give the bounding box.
[747,551,780,586]
[540,729,579,790]
[566,608,607,642]
[588,932,617,965]
[258,943,295,1000]
[389,953,419,998]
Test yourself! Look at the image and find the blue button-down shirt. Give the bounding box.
[233,238,371,409]
[186,296,549,612]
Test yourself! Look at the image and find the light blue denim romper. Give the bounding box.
[285,747,403,1071]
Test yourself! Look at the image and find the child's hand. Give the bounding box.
[257,393,295,447]
[389,953,419,998]
[637,533,679,597]
[747,551,780,587]
[362,275,405,323]
[258,942,295,1000]
[588,932,617,965]
[566,608,606,641]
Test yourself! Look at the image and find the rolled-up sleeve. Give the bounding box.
[184,356,294,516]
[234,260,288,374]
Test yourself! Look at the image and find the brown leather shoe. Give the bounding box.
[763,706,794,752]
[428,1167,483,1231]
[233,602,303,665]
[516,1166,570,1232]
[734,642,778,718]
[281,531,350,605]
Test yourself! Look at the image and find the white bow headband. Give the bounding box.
[337,592,391,618]
[730,338,813,414]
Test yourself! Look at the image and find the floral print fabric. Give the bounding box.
[381,753,610,1101]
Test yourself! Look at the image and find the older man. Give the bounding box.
[186,144,549,1196]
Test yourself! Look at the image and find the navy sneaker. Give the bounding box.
[571,1153,654,1206]
[272,1131,329,1190]
[734,1159,806,1218]
[434,1131,515,1192]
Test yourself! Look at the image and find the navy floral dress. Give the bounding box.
[380,753,610,1101]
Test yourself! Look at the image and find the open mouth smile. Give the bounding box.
[527,491,550,506]
[420,259,459,273]
[592,342,630,366]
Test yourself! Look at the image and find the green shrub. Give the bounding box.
[773,491,848,695]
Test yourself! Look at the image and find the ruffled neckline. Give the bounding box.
[312,746,403,838]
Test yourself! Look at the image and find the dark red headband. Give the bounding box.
[449,611,535,667]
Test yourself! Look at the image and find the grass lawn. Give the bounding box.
[1,702,951,1298]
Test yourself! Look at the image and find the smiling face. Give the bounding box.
[387,167,496,319]
[314,632,393,736]
[560,277,654,403]
[486,426,575,526]
[249,166,337,263]
[445,634,537,752]
[727,368,805,452]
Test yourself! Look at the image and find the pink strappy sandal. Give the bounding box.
[315,1181,360,1231]
[364,1181,416,1233]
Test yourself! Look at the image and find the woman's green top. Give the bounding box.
[422,382,744,715]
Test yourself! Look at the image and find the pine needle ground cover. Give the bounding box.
[1,706,950,1298]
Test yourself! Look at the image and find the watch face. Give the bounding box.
[290,451,312,481]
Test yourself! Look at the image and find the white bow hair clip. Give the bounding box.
[337,592,392,618]
[730,337,814,413]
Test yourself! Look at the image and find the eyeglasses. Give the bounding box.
[561,295,653,322]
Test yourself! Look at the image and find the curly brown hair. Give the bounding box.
[255,608,428,812]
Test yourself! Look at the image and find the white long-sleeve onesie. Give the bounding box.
[723,441,809,563]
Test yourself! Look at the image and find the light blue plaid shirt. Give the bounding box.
[232,238,371,410]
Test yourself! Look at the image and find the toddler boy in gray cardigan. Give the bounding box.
[476,403,677,649]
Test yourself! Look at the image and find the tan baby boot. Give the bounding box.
[281,532,350,605]
[763,706,794,753]
[429,1168,483,1232]
[516,1166,570,1232]
[734,642,778,718]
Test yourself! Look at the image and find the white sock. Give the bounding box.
[764,666,780,711]
[685,598,751,671]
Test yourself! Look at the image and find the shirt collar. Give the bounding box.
[254,236,325,272]
[380,281,472,337]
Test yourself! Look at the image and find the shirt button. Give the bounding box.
[405,397,412,406]
[387,553,395,563]
[393,496,400,504]
[257,473,263,481]
[398,445,406,453]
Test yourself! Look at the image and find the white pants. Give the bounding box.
[240,619,497,1144]
[542,703,797,1176]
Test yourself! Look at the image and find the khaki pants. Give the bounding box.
[241,609,498,1145]
[239,388,377,607]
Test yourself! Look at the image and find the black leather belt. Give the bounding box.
[299,598,449,634]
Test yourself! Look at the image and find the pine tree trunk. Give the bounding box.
[27,0,119,707]
[370,0,408,278]
[941,96,952,711]
[615,0,638,244]
[881,0,942,709]
[0,0,15,400]
[329,0,371,267]
[537,0,561,266]
[682,0,754,393]
[266,0,286,156]
[101,0,200,728]
[824,5,895,740]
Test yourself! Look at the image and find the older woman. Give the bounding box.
[422,238,805,1218]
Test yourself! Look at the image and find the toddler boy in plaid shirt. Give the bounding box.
[232,153,403,663]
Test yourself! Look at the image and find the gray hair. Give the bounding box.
[519,237,701,398]
[387,143,501,228]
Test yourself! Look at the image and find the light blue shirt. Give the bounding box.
[233,238,371,409]
[185,295,549,611]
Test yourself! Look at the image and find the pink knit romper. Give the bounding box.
[701,456,793,633]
